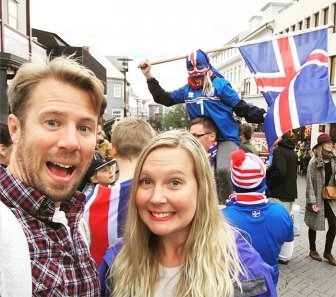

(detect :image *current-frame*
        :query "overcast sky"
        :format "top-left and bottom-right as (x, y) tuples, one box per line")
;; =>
(30, 0), (266, 101)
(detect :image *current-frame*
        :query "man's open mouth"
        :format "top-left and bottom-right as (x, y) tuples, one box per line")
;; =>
(46, 162), (75, 177)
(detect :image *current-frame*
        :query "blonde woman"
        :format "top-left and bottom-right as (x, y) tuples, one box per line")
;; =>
(101, 130), (276, 297)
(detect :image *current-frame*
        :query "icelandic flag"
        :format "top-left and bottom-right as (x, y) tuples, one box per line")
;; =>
(238, 26), (336, 149)
(83, 180), (131, 267)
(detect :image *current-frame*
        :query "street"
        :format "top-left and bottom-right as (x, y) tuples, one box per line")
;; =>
(277, 174), (336, 296)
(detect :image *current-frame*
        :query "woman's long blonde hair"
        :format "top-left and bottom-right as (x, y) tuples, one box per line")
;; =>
(109, 130), (244, 297)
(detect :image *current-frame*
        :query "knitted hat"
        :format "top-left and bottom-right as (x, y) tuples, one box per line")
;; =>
(230, 149), (267, 193)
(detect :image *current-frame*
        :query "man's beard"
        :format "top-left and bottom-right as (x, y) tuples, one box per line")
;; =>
(14, 135), (84, 203)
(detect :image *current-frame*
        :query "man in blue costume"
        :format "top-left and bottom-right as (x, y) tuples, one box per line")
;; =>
(139, 49), (266, 203)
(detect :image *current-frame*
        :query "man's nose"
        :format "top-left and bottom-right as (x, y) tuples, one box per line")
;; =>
(57, 126), (81, 151)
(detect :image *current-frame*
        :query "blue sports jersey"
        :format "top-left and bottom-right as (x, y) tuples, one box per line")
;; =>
(169, 77), (241, 144)
(222, 202), (294, 286)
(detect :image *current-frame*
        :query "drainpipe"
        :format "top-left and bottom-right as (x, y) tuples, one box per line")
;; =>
(0, 0), (4, 52)
(26, 0), (32, 58)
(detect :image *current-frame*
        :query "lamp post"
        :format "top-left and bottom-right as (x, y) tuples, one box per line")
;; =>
(135, 96), (141, 117)
(117, 57), (133, 117)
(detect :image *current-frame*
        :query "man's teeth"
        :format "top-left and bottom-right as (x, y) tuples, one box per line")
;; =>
(151, 212), (173, 218)
(52, 162), (72, 168)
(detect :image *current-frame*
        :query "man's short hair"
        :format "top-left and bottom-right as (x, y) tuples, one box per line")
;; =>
(111, 117), (155, 159)
(189, 117), (218, 136)
(239, 123), (253, 140)
(7, 55), (106, 124)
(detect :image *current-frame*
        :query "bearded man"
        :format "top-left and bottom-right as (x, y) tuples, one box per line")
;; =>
(1, 56), (106, 296)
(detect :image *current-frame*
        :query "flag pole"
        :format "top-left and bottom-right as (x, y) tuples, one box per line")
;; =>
(149, 45), (235, 66)
(146, 24), (334, 66)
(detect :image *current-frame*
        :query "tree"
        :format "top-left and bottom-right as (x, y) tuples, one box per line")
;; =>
(162, 104), (189, 130)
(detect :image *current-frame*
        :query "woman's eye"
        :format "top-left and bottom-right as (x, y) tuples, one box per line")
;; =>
(140, 178), (151, 186)
(170, 180), (181, 187)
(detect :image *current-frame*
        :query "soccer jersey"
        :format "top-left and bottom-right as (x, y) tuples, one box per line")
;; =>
(169, 77), (241, 144)
(83, 179), (132, 266)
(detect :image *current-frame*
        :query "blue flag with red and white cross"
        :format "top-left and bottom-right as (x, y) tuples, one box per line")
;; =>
(238, 26), (336, 149)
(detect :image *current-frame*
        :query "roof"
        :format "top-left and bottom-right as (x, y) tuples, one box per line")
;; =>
(85, 46), (124, 79)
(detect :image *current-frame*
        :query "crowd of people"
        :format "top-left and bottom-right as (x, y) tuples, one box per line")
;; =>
(0, 52), (336, 297)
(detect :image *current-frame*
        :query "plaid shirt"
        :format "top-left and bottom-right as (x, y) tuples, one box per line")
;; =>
(0, 166), (100, 296)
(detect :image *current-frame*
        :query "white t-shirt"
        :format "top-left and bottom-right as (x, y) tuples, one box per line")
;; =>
(52, 207), (73, 246)
(153, 265), (181, 297)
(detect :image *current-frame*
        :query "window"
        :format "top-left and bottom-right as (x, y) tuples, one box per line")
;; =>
(305, 17), (311, 29)
(298, 21), (303, 30)
(244, 78), (251, 95)
(8, 0), (18, 29)
(333, 4), (336, 33)
(324, 7), (329, 25)
(113, 84), (122, 98)
(314, 12), (319, 27)
(330, 56), (336, 86)
(291, 25), (296, 31)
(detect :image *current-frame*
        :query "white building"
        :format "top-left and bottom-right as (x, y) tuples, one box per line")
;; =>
(210, 0), (336, 148)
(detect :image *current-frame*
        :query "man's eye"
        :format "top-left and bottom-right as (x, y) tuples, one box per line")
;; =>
(47, 119), (58, 127)
(187, 64), (194, 71)
(79, 126), (90, 132)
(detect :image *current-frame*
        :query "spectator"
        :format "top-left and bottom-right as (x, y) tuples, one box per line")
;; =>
(267, 132), (298, 213)
(1, 56), (106, 295)
(96, 124), (113, 160)
(239, 123), (258, 154)
(138, 49), (266, 204)
(84, 117), (155, 269)
(222, 149), (294, 286)
(305, 133), (336, 266)
(102, 130), (276, 297)
(0, 123), (13, 167)
(189, 117), (218, 168)
(79, 157), (116, 200)
(301, 148), (312, 176)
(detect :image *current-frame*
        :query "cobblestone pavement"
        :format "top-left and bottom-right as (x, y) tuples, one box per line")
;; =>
(277, 174), (336, 297)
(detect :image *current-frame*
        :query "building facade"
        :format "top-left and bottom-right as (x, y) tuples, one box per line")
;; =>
(0, 0), (46, 122)
(211, 0), (336, 148)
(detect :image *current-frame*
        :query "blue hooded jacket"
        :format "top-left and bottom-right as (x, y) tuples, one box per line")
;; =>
(99, 233), (277, 296)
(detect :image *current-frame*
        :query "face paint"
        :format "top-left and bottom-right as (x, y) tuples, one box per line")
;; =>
(186, 50), (210, 77)
(187, 75), (205, 90)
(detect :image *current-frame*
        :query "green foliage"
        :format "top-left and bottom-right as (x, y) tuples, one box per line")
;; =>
(162, 104), (189, 130)
(148, 118), (163, 130)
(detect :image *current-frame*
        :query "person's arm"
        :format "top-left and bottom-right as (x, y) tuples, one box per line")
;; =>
(147, 78), (176, 106)
(268, 148), (286, 188)
(235, 234), (277, 297)
(279, 241), (294, 261)
(306, 158), (320, 212)
(233, 100), (266, 123)
(138, 60), (175, 107)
